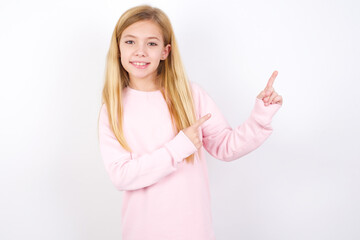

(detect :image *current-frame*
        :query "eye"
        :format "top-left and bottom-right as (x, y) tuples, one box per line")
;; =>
(148, 42), (158, 46)
(125, 40), (134, 44)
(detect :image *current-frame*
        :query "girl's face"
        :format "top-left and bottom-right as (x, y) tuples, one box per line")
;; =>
(119, 20), (171, 85)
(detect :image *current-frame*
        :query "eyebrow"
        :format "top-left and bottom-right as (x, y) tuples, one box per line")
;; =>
(122, 34), (161, 41)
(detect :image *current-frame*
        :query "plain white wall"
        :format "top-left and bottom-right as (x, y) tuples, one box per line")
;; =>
(1, 0), (359, 239)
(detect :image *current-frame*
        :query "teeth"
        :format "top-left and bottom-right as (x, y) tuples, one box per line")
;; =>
(133, 62), (148, 66)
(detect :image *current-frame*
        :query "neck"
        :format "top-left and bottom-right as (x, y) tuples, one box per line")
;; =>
(128, 76), (161, 91)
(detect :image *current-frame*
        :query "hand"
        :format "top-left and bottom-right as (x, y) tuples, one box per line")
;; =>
(257, 70), (283, 106)
(182, 113), (211, 150)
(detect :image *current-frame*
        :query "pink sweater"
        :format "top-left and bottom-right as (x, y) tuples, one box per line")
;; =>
(98, 82), (281, 240)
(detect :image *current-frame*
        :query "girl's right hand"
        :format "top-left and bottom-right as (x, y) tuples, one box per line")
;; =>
(256, 71), (283, 106)
(182, 113), (212, 150)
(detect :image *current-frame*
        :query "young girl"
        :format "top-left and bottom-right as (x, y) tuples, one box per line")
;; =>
(98, 4), (282, 240)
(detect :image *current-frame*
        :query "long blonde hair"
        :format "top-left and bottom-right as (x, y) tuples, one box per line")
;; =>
(98, 5), (198, 164)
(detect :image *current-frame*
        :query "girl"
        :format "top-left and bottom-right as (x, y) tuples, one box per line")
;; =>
(98, 4), (282, 240)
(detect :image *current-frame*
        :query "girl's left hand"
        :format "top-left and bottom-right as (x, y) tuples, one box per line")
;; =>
(257, 71), (283, 106)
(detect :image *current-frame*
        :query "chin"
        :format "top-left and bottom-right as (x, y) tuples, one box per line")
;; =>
(130, 72), (155, 80)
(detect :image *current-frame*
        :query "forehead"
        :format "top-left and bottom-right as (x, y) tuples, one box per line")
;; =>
(121, 20), (163, 40)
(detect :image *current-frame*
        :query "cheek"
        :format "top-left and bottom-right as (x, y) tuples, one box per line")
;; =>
(119, 52), (130, 71)
(119, 49), (129, 63)
(150, 50), (164, 61)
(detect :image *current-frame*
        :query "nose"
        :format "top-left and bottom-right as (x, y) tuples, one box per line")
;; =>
(135, 43), (147, 57)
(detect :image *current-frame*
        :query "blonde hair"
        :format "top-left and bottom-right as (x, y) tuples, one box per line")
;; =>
(98, 5), (198, 164)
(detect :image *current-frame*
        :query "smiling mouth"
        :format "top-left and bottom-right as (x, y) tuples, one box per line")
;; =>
(130, 61), (150, 65)
(130, 61), (150, 69)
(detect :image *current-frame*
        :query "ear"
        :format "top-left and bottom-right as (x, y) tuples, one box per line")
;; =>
(161, 44), (171, 60)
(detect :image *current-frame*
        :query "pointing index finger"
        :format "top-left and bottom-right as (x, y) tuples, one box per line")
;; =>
(194, 113), (211, 128)
(265, 70), (278, 89)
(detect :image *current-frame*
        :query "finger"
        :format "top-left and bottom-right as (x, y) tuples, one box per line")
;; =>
(194, 137), (203, 148)
(267, 91), (278, 105)
(263, 87), (274, 102)
(265, 87), (274, 96)
(265, 71), (278, 90)
(195, 142), (203, 149)
(193, 113), (211, 128)
(272, 95), (283, 105)
(257, 90), (266, 99)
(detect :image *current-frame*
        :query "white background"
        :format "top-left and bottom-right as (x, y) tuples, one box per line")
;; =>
(1, 0), (359, 239)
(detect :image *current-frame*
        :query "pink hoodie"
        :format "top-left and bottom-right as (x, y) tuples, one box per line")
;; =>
(98, 82), (281, 240)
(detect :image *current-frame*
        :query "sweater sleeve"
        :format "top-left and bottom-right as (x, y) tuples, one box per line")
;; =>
(98, 104), (197, 191)
(191, 82), (282, 162)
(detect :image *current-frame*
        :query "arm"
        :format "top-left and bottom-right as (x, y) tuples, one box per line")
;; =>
(192, 82), (281, 162)
(98, 104), (197, 191)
